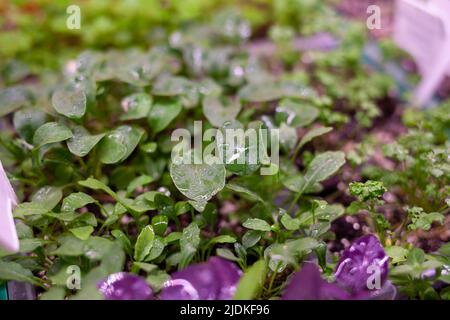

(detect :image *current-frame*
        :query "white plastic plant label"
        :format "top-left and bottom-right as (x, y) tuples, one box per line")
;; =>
(393, 0), (450, 106)
(0, 160), (19, 253)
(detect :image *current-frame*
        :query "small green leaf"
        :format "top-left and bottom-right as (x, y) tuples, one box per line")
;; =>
(145, 237), (166, 261)
(243, 218), (271, 232)
(210, 235), (236, 244)
(180, 223), (200, 252)
(238, 82), (283, 102)
(67, 126), (105, 157)
(297, 126), (332, 150)
(111, 229), (133, 255)
(279, 123), (297, 150)
(0, 260), (41, 285)
(33, 122), (73, 148)
(126, 175), (154, 196)
(78, 177), (116, 198)
(148, 99), (182, 133)
(233, 260), (266, 300)
(300, 151), (346, 194)
(216, 248), (241, 262)
(140, 142), (157, 153)
(70, 226), (94, 240)
(203, 95), (241, 127)
(170, 158), (226, 207)
(19, 238), (49, 253)
(280, 212), (300, 230)
(98, 125), (144, 164)
(52, 87), (87, 119)
(13, 108), (48, 143)
(242, 230), (262, 248)
(0, 86), (29, 117)
(120, 93), (152, 121)
(386, 246), (409, 264)
(407, 248), (425, 266)
(226, 183), (264, 203)
(61, 192), (96, 212)
(134, 225), (155, 262)
(32, 186), (63, 211)
(133, 262), (157, 273)
(152, 215), (169, 236)
(276, 99), (319, 128)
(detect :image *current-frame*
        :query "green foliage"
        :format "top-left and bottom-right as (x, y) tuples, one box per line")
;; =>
(0, 3), (448, 301)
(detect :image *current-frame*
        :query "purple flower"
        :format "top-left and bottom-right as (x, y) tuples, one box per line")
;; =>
(0, 161), (19, 253)
(97, 272), (153, 300)
(160, 257), (242, 300)
(282, 234), (396, 300)
(282, 263), (349, 300)
(334, 234), (389, 295)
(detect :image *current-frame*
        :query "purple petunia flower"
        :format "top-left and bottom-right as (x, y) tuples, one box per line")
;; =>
(160, 257), (242, 300)
(334, 234), (389, 295)
(97, 272), (154, 300)
(282, 234), (396, 300)
(282, 262), (349, 300)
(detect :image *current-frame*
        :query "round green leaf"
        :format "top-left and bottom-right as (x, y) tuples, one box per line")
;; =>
(33, 122), (73, 148)
(13, 108), (48, 143)
(67, 126), (105, 157)
(98, 126), (144, 164)
(148, 99), (182, 133)
(120, 93), (152, 121)
(170, 159), (226, 205)
(52, 87), (87, 119)
(203, 95), (241, 127)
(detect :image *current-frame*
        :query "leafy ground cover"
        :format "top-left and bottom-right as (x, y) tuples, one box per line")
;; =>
(0, 1), (449, 300)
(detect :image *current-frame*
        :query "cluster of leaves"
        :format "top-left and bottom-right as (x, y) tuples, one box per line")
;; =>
(0, 6), (449, 301)
(0, 0), (339, 72)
